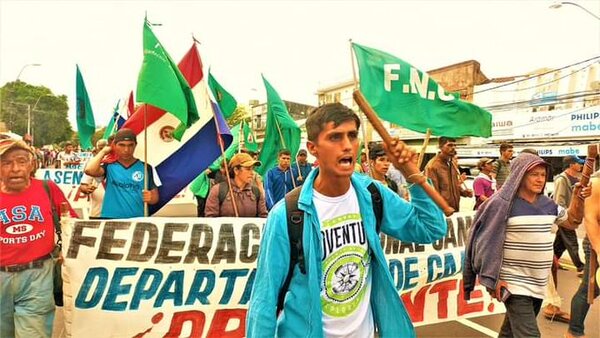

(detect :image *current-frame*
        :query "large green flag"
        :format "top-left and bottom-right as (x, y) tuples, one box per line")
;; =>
(256, 76), (301, 175)
(189, 121), (257, 197)
(352, 43), (492, 138)
(75, 65), (96, 150)
(136, 20), (198, 140)
(208, 70), (237, 119)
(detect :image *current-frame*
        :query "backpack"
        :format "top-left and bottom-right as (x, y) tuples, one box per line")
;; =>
(217, 182), (261, 216)
(276, 182), (383, 314)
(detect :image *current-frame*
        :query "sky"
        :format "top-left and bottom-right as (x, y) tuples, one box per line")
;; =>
(1, 0), (599, 130)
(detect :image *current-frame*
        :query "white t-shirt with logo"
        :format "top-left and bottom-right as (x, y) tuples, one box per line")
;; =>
(313, 185), (374, 338)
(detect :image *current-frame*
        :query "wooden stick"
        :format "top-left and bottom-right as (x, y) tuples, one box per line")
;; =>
(211, 99), (239, 217)
(353, 90), (455, 216)
(143, 104), (148, 217)
(417, 128), (431, 170)
(567, 144), (597, 225)
(587, 144), (599, 304)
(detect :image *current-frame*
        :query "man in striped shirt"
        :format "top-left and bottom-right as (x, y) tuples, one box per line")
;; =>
(464, 152), (590, 338)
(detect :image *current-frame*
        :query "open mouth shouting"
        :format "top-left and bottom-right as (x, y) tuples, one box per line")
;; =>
(339, 155), (355, 169)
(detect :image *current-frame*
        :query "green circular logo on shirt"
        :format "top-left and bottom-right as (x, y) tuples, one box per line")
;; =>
(321, 246), (369, 317)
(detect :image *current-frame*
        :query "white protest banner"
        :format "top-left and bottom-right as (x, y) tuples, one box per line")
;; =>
(36, 169), (90, 213)
(60, 212), (502, 337)
(382, 212), (505, 325)
(36, 169), (198, 217)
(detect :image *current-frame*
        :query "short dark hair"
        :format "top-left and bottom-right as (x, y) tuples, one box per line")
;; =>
(278, 149), (291, 157)
(499, 142), (513, 153)
(438, 137), (456, 148)
(368, 143), (386, 160)
(305, 103), (360, 142)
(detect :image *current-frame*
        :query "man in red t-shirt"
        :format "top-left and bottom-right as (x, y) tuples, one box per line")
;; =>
(0, 139), (76, 338)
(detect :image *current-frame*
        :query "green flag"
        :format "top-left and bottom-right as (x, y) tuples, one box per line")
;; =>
(136, 20), (198, 140)
(239, 120), (258, 153)
(75, 65), (96, 150)
(352, 43), (492, 138)
(103, 101), (120, 140)
(256, 76), (301, 175)
(208, 70), (237, 119)
(189, 122), (256, 197)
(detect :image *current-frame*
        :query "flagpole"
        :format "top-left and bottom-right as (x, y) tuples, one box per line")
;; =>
(417, 128), (432, 170)
(353, 89), (455, 216)
(349, 39), (372, 177)
(211, 99), (239, 217)
(238, 121), (244, 153)
(274, 119), (296, 189)
(143, 104), (148, 217)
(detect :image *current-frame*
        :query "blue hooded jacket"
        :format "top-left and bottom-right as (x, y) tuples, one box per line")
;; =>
(247, 169), (447, 337)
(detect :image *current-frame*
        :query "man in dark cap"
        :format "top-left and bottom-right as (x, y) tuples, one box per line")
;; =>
(291, 149), (313, 186)
(84, 129), (160, 218)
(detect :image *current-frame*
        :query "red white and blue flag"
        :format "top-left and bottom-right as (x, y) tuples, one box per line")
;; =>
(122, 43), (232, 214)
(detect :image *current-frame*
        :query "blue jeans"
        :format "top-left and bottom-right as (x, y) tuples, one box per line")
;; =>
(568, 238), (599, 337)
(498, 295), (543, 338)
(0, 258), (55, 338)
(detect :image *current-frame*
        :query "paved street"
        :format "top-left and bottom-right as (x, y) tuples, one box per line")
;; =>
(416, 267), (599, 338)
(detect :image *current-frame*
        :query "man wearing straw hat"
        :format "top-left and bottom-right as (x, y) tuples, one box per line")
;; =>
(84, 128), (160, 218)
(0, 139), (76, 338)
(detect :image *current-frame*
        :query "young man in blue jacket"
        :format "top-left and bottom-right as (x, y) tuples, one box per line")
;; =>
(247, 103), (447, 337)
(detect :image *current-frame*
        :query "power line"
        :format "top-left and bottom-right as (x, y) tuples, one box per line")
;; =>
(483, 90), (599, 110)
(471, 55), (600, 95)
(493, 62), (598, 92)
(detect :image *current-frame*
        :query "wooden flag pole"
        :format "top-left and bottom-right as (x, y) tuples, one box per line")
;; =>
(585, 144), (599, 304)
(417, 128), (432, 170)
(143, 104), (148, 217)
(274, 118), (297, 189)
(210, 91), (239, 217)
(350, 39), (372, 177)
(353, 90), (455, 216)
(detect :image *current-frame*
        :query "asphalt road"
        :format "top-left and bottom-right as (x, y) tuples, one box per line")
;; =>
(415, 267), (599, 338)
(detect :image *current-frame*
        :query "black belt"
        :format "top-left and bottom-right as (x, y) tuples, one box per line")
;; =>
(0, 254), (52, 273)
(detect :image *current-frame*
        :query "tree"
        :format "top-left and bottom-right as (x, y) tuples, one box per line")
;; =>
(226, 104), (251, 127)
(0, 81), (73, 147)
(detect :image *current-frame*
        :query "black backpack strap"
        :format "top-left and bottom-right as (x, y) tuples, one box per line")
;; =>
(367, 182), (383, 233)
(277, 186), (304, 315)
(43, 180), (62, 251)
(251, 185), (261, 216)
(217, 182), (228, 206)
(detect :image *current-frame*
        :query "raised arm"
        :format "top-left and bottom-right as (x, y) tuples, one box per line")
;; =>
(84, 146), (111, 177)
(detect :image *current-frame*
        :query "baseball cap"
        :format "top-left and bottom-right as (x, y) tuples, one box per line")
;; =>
(297, 149), (307, 156)
(229, 153), (261, 168)
(368, 143), (386, 160)
(0, 138), (35, 157)
(477, 157), (494, 169)
(114, 128), (137, 144)
(563, 155), (585, 166)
